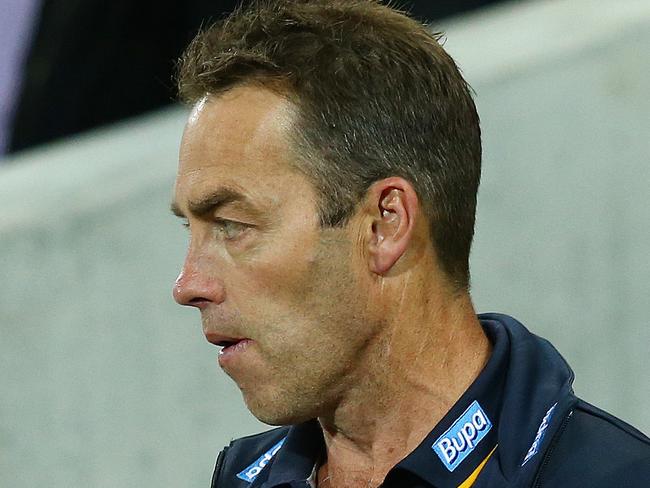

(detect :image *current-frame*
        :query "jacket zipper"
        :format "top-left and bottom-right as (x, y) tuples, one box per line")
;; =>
(531, 410), (573, 488)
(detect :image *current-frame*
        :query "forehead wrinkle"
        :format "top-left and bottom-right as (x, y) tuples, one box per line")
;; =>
(175, 87), (308, 222)
(174, 182), (279, 224)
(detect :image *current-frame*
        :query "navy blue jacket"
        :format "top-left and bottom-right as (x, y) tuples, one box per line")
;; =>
(210, 314), (650, 487)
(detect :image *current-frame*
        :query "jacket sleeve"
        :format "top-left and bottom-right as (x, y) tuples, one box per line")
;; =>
(534, 401), (650, 487)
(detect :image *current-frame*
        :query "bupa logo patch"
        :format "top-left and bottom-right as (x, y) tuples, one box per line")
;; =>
(236, 437), (286, 483)
(521, 403), (557, 466)
(432, 400), (492, 472)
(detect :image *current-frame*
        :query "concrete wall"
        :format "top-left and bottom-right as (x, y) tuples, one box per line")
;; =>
(442, 0), (650, 431)
(1, 0), (648, 486)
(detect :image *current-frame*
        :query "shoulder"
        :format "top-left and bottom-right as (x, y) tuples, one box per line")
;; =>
(211, 426), (290, 488)
(536, 399), (650, 487)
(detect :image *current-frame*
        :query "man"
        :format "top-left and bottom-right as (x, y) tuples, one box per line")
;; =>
(171, 1), (650, 487)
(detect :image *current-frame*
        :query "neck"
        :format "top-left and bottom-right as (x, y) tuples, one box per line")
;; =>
(316, 280), (491, 488)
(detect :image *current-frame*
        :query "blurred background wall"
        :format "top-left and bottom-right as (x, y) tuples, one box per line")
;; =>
(1, 0), (504, 157)
(1, 0), (648, 486)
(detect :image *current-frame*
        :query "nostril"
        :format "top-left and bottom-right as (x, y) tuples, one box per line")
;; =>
(189, 296), (211, 307)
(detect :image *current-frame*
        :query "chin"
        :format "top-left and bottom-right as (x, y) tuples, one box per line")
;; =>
(242, 390), (320, 426)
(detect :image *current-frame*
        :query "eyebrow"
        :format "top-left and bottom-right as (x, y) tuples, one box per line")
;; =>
(170, 187), (251, 219)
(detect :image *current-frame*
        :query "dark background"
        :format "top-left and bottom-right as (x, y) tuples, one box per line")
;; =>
(8, 0), (507, 154)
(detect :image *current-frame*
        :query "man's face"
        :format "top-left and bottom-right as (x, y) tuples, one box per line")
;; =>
(173, 86), (377, 425)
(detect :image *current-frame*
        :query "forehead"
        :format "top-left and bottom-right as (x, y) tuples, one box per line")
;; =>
(175, 86), (302, 208)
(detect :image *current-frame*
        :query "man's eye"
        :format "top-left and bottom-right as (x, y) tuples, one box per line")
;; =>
(213, 219), (248, 240)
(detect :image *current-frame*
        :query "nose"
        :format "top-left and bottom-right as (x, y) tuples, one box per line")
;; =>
(173, 255), (226, 308)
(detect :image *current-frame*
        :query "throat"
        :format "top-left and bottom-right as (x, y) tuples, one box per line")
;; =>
(314, 310), (491, 488)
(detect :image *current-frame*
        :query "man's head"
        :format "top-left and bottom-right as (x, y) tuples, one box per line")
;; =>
(177, 0), (481, 291)
(172, 0), (481, 425)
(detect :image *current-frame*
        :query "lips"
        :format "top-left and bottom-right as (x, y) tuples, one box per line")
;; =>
(204, 332), (247, 349)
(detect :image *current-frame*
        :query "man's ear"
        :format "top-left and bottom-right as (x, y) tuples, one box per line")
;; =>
(366, 177), (420, 275)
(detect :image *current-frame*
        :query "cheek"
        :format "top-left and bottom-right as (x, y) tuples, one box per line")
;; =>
(229, 225), (367, 355)
(238, 230), (323, 308)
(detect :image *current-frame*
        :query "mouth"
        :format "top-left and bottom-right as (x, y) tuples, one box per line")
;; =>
(204, 333), (252, 359)
(205, 332), (245, 347)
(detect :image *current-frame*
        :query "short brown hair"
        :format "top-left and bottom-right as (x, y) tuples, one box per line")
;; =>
(177, 0), (481, 290)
